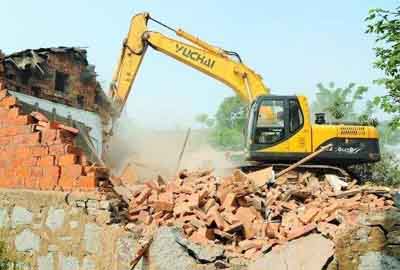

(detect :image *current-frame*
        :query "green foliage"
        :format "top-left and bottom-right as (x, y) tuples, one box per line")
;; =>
(369, 152), (400, 187)
(366, 7), (400, 127)
(195, 96), (246, 150)
(312, 82), (369, 121)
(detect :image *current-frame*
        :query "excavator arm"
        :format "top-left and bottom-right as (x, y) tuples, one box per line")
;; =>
(109, 12), (269, 116)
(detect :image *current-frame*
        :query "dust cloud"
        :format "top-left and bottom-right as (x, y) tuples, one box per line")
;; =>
(104, 117), (236, 183)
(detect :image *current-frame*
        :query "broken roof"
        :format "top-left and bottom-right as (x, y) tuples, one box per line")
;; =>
(3, 47), (89, 70)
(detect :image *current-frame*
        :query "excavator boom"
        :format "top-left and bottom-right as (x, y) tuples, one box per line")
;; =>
(109, 13), (269, 115)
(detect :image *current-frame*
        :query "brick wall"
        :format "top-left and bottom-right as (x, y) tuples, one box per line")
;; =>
(1, 48), (112, 119)
(0, 84), (111, 191)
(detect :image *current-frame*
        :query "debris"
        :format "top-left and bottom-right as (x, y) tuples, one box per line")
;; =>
(175, 231), (224, 263)
(275, 144), (333, 183)
(124, 166), (395, 260)
(130, 236), (153, 269)
(325, 174), (348, 193)
(247, 167), (274, 188)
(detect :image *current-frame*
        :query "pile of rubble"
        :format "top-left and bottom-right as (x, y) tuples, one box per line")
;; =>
(0, 84), (112, 192)
(125, 167), (396, 260)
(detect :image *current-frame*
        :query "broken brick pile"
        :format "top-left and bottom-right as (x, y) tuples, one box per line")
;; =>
(0, 83), (111, 191)
(126, 168), (396, 260)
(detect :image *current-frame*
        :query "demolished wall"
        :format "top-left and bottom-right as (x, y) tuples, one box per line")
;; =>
(0, 47), (113, 160)
(0, 86), (111, 191)
(0, 47), (111, 117)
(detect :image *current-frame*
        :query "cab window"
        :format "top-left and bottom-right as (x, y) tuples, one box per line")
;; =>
(255, 100), (285, 144)
(289, 100), (303, 132)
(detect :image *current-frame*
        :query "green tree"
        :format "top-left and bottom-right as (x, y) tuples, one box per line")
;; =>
(366, 7), (400, 127)
(195, 96), (246, 150)
(312, 82), (368, 121)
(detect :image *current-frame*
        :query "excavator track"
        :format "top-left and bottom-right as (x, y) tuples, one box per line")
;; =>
(239, 163), (351, 180)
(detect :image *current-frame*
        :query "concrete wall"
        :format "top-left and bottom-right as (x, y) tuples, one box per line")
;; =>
(0, 188), (139, 270)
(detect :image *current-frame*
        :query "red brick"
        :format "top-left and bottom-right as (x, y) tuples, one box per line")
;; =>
(287, 223), (317, 241)
(31, 145), (48, 156)
(299, 207), (320, 224)
(0, 108), (8, 118)
(24, 177), (39, 189)
(15, 147), (31, 159)
(43, 166), (60, 179)
(4, 145), (16, 157)
(9, 159), (21, 169)
(7, 107), (20, 119)
(6, 127), (18, 136)
(0, 96), (17, 108)
(209, 210), (226, 230)
(38, 156), (55, 166)
(21, 157), (37, 167)
(222, 193), (236, 209)
(30, 167), (44, 178)
(236, 207), (257, 223)
(190, 227), (215, 244)
(239, 239), (266, 251)
(16, 167), (30, 178)
(0, 178), (12, 188)
(59, 177), (75, 191)
(0, 136), (10, 145)
(80, 155), (89, 166)
(13, 133), (40, 145)
(266, 223), (281, 239)
(0, 128), (7, 137)
(15, 115), (33, 126)
(58, 124), (79, 135)
(48, 144), (66, 155)
(58, 154), (77, 165)
(41, 129), (57, 144)
(30, 111), (48, 122)
(61, 165), (82, 180)
(39, 177), (57, 190)
(37, 121), (52, 128)
(9, 176), (24, 188)
(152, 200), (174, 212)
(77, 175), (97, 190)
(0, 89), (7, 99)
(224, 222), (244, 234)
(136, 188), (152, 204)
(64, 144), (81, 155)
(15, 125), (33, 135)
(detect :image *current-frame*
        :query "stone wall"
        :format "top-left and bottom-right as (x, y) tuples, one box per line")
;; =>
(0, 188), (140, 270)
(333, 209), (400, 270)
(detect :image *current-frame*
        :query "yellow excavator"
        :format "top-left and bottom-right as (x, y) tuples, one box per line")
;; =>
(109, 12), (380, 171)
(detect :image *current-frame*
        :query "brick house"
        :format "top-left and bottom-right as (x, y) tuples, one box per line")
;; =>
(0, 47), (112, 161)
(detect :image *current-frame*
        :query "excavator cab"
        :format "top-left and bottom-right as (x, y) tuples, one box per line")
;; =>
(246, 95), (303, 149)
(246, 95), (381, 165)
